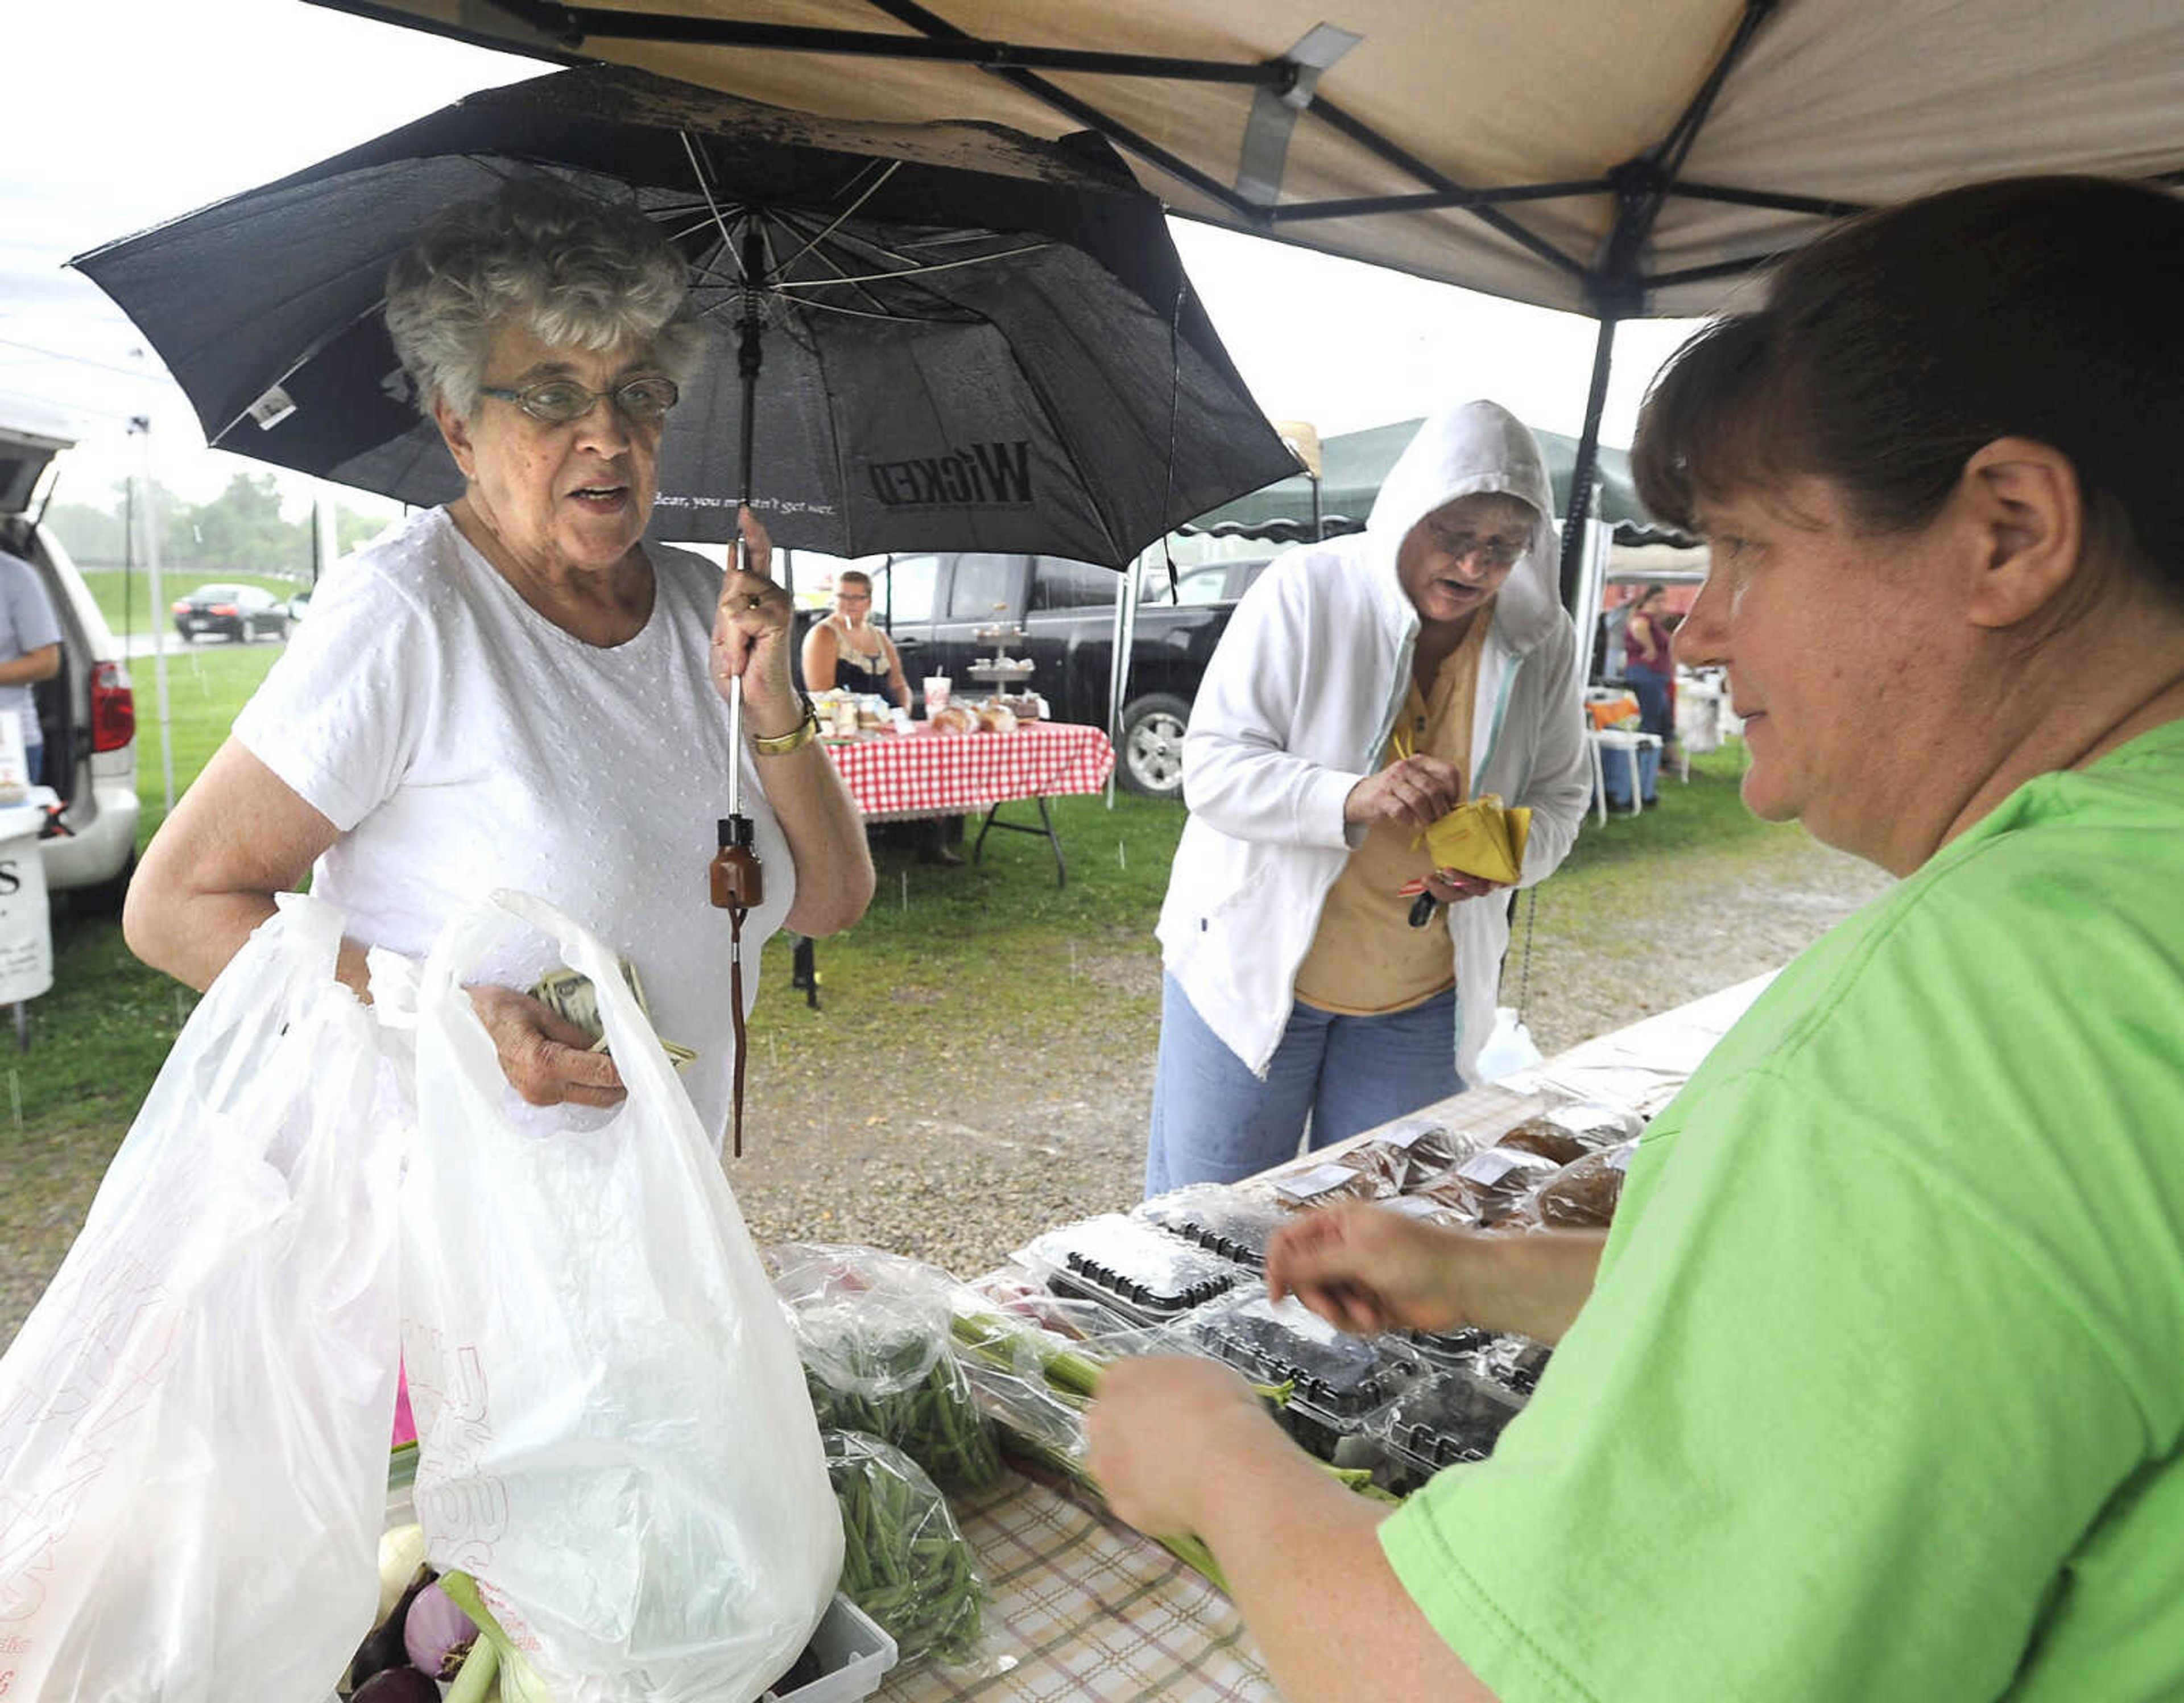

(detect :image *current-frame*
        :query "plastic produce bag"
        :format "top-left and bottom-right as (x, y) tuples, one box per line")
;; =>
(400, 891), (839, 1703)
(824, 1431), (986, 1668)
(0, 894), (402, 1701)
(770, 1244), (1002, 1493)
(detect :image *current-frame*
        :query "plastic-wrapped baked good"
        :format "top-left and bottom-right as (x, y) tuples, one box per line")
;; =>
(1536, 1099), (1643, 1147)
(1137, 1183), (1294, 1268)
(1267, 1158), (1400, 1209)
(1327, 1140), (1412, 1193)
(1410, 1146), (1561, 1223)
(1494, 1119), (1590, 1167)
(1022, 1213), (1246, 1322)
(1381, 1194), (1470, 1229)
(1528, 1138), (1639, 1228)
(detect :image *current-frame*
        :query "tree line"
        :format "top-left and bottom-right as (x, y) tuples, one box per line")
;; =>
(43, 470), (394, 580)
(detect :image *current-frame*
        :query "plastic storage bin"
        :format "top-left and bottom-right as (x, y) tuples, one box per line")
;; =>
(766, 1593), (900, 1703)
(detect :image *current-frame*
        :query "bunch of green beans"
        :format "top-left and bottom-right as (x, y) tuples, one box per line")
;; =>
(825, 1431), (986, 1666)
(804, 1320), (1003, 1493)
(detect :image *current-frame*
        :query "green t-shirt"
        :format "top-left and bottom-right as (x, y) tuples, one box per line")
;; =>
(1381, 719), (2184, 1701)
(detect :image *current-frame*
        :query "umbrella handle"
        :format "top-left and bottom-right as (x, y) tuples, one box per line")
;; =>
(724, 530), (758, 819)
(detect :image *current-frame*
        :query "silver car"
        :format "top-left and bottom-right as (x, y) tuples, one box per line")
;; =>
(1, 410), (142, 914)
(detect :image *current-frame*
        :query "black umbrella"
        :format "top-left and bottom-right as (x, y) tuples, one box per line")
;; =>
(72, 63), (1297, 564)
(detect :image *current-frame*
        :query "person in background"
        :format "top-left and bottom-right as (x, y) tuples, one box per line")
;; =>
(1089, 174), (2184, 1702)
(125, 176), (873, 1143)
(0, 547), (63, 786)
(805, 567), (965, 865)
(801, 568), (910, 709)
(1620, 580), (1676, 786)
(1143, 400), (1592, 1195)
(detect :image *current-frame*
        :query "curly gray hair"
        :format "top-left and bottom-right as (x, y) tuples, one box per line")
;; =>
(384, 176), (704, 422)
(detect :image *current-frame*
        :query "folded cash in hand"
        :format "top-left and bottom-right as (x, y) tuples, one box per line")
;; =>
(529, 958), (698, 1070)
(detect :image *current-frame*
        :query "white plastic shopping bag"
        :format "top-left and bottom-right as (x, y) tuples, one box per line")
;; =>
(402, 891), (840, 1703)
(0, 893), (403, 1701)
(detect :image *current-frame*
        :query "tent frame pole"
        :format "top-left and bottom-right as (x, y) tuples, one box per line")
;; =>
(1558, 313), (1619, 614)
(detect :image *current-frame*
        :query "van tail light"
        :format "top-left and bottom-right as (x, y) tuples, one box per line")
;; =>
(90, 660), (136, 753)
(208, 603), (240, 618)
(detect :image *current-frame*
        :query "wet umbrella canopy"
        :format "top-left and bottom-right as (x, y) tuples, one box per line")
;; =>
(73, 63), (1297, 563)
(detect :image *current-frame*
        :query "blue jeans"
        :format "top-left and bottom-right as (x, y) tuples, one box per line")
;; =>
(1624, 662), (1673, 745)
(1145, 973), (1463, 1195)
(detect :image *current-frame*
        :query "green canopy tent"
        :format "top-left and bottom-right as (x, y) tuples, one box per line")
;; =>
(1180, 417), (1680, 547)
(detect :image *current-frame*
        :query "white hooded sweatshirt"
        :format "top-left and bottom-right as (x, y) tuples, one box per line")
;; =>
(1156, 399), (1593, 1084)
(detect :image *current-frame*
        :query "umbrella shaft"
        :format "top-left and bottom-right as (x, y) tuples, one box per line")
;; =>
(737, 228), (765, 507)
(727, 669), (743, 817)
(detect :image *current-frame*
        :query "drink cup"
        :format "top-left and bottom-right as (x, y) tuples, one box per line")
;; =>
(923, 676), (953, 716)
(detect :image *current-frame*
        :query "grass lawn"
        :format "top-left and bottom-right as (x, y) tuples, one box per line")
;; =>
(128, 643), (284, 836)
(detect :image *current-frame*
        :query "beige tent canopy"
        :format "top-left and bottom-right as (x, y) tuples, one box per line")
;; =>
(296, 0), (2184, 593)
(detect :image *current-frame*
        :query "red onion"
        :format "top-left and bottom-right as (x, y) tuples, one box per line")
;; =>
(351, 1670), (439, 1703)
(402, 1578), (478, 1680)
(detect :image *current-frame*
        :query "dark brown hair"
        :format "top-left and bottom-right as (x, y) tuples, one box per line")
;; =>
(1633, 176), (2184, 598)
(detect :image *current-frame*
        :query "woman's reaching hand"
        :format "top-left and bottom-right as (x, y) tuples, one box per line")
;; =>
(1264, 1202), (1477, 1335)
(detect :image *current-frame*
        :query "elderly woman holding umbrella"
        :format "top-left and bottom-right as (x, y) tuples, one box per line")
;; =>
(125, 177), (872, 1143)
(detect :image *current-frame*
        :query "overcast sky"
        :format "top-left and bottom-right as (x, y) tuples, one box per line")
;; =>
(7, 0), (1702, 514)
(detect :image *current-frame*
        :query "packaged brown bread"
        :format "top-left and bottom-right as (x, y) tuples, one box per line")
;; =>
(1528, 1138), (1640, 1229)
(1494, 1119), (1590, 1167)
(1410, 1146), (1561, 1225)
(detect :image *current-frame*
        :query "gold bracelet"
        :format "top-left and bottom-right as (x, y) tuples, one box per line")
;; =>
(751, 697), (820, 757)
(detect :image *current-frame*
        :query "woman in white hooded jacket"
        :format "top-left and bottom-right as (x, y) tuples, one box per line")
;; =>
(1147, 400), (1592, 1193)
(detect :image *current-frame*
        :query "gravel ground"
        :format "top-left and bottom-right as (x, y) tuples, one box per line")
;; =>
(727, 832), (1892, 1280)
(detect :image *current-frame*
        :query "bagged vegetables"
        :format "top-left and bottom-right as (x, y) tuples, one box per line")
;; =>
(772, 1243), (1004, 1493)
(825, 1431), (987, 1667)
(403, 891), (838, 1703)
(0, 894), (404, 1701)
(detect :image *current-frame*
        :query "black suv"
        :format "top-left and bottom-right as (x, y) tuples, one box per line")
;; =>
(848, 552), (1267, 796)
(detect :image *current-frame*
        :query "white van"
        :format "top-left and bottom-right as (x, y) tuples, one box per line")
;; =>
(0, 410), (141, 913)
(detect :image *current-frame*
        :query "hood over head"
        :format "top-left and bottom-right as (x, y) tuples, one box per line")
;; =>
(1364, 399), (1564, 651)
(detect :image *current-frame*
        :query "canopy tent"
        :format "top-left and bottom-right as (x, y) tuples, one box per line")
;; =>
(293, 0), (2184, 605)
(1184, 416), (1678, 548)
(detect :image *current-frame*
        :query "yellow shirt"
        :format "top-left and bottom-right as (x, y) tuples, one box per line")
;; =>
(1293, 612), (1490, 1015)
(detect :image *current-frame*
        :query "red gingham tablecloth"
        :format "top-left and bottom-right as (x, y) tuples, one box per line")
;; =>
(826, 721), (1116, 821)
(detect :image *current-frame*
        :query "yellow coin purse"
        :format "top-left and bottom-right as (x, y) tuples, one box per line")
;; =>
(1413, 794), (1531, 885)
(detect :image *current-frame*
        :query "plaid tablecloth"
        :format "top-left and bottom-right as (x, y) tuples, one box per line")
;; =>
(878, 1471), (1275, 1703)
(826, 722), (1115, 822)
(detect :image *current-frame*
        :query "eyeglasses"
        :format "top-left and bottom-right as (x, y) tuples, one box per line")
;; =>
(1423, 523), (1529, 570)
(478, 375), (680, 425)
